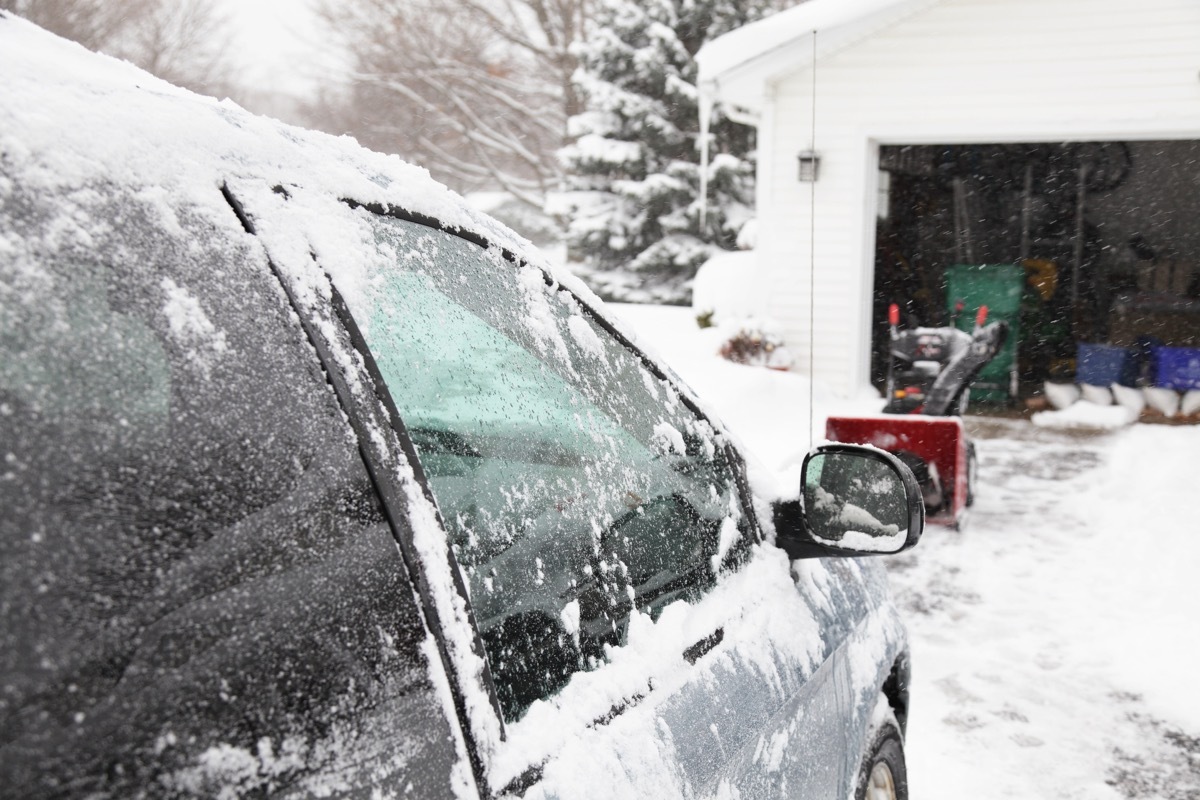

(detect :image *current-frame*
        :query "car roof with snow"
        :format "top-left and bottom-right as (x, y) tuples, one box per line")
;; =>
(0, 12), (585, 311)
(20, 12), (765, 443)
(1, 12), (762, 462)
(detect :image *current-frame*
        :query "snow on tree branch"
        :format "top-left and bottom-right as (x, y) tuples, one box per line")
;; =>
(559, 0), (789, 305)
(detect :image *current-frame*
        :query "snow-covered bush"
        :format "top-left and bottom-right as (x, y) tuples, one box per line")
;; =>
(717, 318), (792, 370)
(691, 249), (763, 324)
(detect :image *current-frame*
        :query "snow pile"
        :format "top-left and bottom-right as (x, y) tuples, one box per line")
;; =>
(1043, 381), (1080, 409)
(1079, 383), (1113, 405)
(1185, 389), (1200, 416)
(1144, 386), (1181, 416)
(1148, 387), (1200, 417)
(691, 250), (765, 322)
(1110, 383), (1145, 416)
(1042, 380), (1200, 425)
(1032, 400), (1136, 430)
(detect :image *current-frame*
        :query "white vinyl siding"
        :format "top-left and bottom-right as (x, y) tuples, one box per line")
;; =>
(753, 0), (1200, 396)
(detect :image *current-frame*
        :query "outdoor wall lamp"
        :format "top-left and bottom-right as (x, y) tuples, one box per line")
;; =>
(797, 150), (820, 182)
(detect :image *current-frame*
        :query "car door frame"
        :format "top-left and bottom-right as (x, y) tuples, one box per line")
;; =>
(365, 198), (806, 795)
(333, 197), (778, 796)
(223, 182), (774, 797)
(223, 183), (519, 795)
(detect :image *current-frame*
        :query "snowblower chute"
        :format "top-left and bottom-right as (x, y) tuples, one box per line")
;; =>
(826, 304), (1008, 529)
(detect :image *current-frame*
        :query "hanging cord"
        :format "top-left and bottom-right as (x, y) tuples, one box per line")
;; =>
(808, 29), (817, 447)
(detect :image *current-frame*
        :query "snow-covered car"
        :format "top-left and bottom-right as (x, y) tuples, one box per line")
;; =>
(0, 15), (923, 800)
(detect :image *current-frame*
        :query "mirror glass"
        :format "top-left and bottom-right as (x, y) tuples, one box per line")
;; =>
(803, 453), (909, 552)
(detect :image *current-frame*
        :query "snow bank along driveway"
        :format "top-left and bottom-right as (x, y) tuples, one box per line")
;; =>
(893, 418), (1200, 799)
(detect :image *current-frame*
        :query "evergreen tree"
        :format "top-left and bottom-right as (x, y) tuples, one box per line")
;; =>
(559, 0), (785, 304)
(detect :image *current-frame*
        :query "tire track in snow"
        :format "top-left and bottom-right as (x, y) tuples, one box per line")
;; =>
(886, 417), (1200, 798)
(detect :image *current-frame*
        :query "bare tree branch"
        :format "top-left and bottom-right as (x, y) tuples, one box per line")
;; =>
(2, 0), (233, 95)
(308, 0), (586, 208)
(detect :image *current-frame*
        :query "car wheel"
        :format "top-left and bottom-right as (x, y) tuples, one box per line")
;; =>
(855, 707), (908, 800)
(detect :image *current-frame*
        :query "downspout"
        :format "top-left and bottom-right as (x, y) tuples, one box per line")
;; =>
(698, 77), (761, 228)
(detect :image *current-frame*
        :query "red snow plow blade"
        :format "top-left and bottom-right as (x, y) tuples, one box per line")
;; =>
(825, 415), (970, 528)
(824, 302), (1005, 530)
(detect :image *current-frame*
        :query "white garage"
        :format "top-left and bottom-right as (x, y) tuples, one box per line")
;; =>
(697, 0), (1200, 399)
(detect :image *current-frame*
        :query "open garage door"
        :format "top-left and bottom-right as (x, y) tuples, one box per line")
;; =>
(872, 140), (1200, 402)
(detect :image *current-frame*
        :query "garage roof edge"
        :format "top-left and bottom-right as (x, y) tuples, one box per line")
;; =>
(697, 0), (938, 112)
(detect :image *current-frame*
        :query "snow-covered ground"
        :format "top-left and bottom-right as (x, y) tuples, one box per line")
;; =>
(610, 303), (1200, 799)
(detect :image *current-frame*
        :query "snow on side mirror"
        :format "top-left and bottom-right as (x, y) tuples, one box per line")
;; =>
(774, 445), (924, 559)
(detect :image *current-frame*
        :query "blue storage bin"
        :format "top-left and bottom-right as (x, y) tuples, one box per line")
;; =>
(1077, 343), (1135, 387)
(1154, 347), (1200, 391)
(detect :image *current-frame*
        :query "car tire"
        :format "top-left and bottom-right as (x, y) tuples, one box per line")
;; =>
(855, 705), (908, 800)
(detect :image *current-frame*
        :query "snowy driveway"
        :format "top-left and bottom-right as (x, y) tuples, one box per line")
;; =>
(608, 304), (1200, 799)
(896, 418), (1200, 799)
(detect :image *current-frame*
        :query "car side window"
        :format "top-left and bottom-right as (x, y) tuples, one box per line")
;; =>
(0, 186), (459, 797)
(344, 211), (753, 723)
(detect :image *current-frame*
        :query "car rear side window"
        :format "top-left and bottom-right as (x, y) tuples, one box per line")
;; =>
(343, 211), (752, 723)
(0, 186), (458, 797)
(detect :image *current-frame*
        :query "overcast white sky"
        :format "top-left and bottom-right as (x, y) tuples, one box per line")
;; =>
(217, 0), (331, 97)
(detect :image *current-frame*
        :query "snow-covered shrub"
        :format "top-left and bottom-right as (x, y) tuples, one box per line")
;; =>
(717, 318), (792, 370)
(691, 249), (763, 324)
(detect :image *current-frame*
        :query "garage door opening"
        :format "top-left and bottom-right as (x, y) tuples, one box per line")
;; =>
(872, 140), (1200, 402)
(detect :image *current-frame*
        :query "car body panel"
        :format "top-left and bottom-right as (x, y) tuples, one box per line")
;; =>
(0, 15), (913, 800)
(0, 168), (465, 798)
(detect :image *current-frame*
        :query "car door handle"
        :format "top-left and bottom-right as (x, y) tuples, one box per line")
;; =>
(683, 627), (724, 664)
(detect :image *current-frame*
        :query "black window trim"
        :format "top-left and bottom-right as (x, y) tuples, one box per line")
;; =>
(221, 184), (495, 795)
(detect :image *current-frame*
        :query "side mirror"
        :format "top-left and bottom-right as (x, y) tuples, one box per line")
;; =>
(774, 444), (924, 559)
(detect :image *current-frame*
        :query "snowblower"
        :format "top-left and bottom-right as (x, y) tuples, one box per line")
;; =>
(825, 303), (1008, 530)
